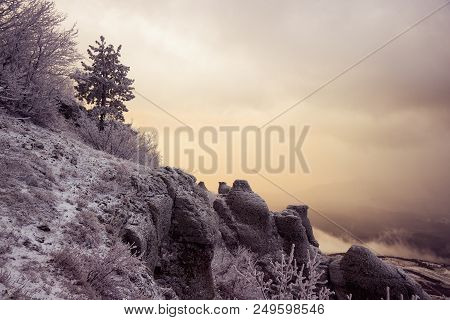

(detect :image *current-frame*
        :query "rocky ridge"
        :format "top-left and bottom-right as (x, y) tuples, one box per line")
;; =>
(0, 114), (446, 299)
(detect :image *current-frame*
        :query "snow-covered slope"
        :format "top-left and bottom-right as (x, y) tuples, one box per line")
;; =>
(0, 113), (217, 299)
(0, 113), (155, 298)
(1, 112), (447, 300)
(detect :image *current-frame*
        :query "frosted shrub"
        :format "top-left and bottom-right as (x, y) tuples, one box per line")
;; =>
(0, 0), (79, 126)
(77, 115), (159, 167)
(265, 245), (333, 300)
(212, 246), (266, 299)
(213, 245), (333, 300)
(53, 242), (161, 299)
(63, 211), (103, 249)
(0, 268), (31, 299)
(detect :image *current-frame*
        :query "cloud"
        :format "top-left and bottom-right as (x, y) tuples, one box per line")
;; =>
(55, 0), (450, 262)
(314, 228), (450, 264)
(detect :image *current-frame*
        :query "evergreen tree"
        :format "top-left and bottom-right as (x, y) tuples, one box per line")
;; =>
(74, 36), (134, 130)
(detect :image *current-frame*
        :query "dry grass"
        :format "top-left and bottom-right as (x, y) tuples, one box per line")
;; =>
(0, 111), (164, 299)
(63, 211), (103, 249)
(0, 268), (32, 300)
(77, 115), (160, 168)
(52, 241), (160, 299)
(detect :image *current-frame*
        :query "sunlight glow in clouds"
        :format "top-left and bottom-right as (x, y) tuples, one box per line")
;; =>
(55, 0), (450, 259)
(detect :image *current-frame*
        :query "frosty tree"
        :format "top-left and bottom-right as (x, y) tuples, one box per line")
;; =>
(74, 36), (134, 130)
(0, 0), (78, 123)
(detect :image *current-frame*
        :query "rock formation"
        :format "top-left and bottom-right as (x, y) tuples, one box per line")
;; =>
(214, 180), (282, 256)
(0, 103), (439, 300)
(273, 211), (309, 266)
(198, 181), (207, 190)
(286, 205), (319, 247)
(114, 167), (218, 299)
(218, 181), (231, 195)
(329, 245), (430, 300)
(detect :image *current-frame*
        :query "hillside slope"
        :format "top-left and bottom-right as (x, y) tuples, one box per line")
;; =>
(0, 112), (447, 300)
(0, 113), (216, 299)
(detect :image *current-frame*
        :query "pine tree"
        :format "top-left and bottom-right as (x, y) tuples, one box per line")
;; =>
(74, 36), (134, 130)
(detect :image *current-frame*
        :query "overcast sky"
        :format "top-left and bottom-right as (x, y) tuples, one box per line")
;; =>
(55, 0), (450, 260)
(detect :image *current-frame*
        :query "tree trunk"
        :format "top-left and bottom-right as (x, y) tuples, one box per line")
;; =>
(99, 87), (106, 131)
(99, 113), (105, 131)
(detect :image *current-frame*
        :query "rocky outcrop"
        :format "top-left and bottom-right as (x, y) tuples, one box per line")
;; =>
(99, 171), (442, 300)
(286, 205), (319, 247)
(273, 212), (309, 266)
(218, 182), (230, 195)
(159, 194), (216, 299)
(329, 245), (430, 300)
(198, 181), (207, 190)
(0, 113), (438, 300)
(213, 180), (282, 256)
(98, 167), (218, 299)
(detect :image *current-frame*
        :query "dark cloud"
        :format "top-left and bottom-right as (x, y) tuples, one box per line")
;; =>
(308, 203), (450, 262)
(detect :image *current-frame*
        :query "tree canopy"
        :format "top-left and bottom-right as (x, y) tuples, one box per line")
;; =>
(74, 36), (134, 130)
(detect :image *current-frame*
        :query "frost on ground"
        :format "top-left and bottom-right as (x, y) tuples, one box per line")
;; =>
(0, 113), (161, 299)
(0, 112), (446, 300)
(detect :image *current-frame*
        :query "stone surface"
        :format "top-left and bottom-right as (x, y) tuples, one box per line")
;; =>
(1, 112), (438, 300)
(286, 205), (319, 247)
(330, 245), (430, 300)
(198, 181), (207, 190)
(273, 213), (309, 266)
(226, 180), (270, 226)
(212, 180), (282, 256)
(218, 181), (231, 195)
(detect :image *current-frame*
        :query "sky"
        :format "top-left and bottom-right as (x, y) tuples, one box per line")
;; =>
(55, 0), (450, 262)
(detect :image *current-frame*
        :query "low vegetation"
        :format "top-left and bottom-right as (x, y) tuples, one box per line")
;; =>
(0, 0), (159, 166)
(212, 245), (333, 300)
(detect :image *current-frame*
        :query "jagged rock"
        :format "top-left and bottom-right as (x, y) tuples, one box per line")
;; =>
(218, 181), (231, 195)
(286, 205), (319, 247)
(97, 166), (217, 299)
(213, 197), (235, 224)
(330, 245), (430, 300)
(198, 181), (207, 190)
(273, 213), (309, 266)
(212, 197), (239, 251)
(171, 196), (215, 245)
(194, 183), (211, 204)
(2, 112), (438, 300)
(226, 180), (270, 225)
(33, 142), (45, 149)
(161, 194), (216, 299)
(146, 195), (173, 243)
(37, 225), (50, 232)
(211, 180), (282, 256)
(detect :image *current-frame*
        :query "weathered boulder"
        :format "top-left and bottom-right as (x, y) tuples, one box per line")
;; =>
(286, 205), (319, 247)
(218, 181), (231, 194)
(160, 194), (216, 299)
(170, 196), (215, 245)
(212, 180), (282, 256)
(100, 166), (217, 299)
(198, 181), (207, 190)
(273, 212), (309, 266)
(226, 180), (270, 226)
(111, 169), (174, 272)
(330, 245), (430, 300)
(213, 197), (240, 251)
